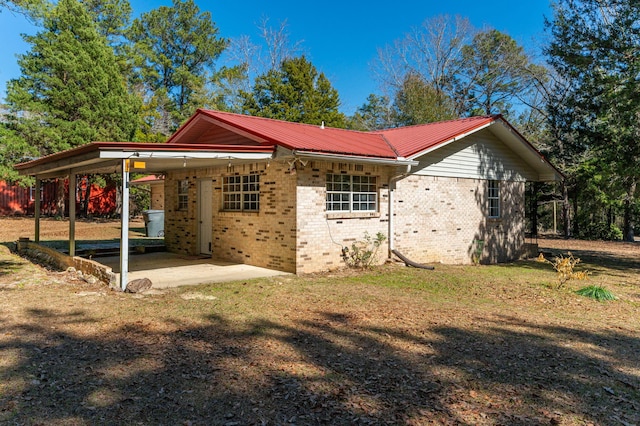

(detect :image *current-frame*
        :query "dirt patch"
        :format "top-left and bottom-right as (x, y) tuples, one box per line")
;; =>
(0, 220), (639, 425)
(0, 217), (145, 243)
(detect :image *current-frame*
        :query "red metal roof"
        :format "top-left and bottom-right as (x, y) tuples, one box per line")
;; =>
(16, 110), (561, 181)
(169, 109), (501, 160)
(377, 115), (498, 158)
(170, 109), (398, 158)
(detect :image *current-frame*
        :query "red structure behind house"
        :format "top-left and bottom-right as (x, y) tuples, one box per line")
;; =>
(0, 178), (116, 216)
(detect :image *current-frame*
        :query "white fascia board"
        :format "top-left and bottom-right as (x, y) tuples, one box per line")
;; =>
(292, 150), (418, 166)
(98, 150), (273, 161)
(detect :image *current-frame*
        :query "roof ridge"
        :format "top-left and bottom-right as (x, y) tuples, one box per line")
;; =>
(199, 109), (371, 135)
(376, 114), (499, 133)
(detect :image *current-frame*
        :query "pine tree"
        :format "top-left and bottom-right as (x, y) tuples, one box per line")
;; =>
(241, 56), (346, 128)
(348, 94), (394, 131)
(545, 0), (640, 241)
(393, 73), (457, 125)
(127, 0), (227, 135)
(456, 29), (543, 117)
(0, 122), (36, 183)
(5, 0), (139, 156)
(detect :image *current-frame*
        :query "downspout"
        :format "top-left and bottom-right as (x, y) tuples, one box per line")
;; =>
(388, 164), (412, 259)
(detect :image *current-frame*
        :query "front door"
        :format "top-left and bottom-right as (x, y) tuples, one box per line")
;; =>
(198, 179), (213, 254)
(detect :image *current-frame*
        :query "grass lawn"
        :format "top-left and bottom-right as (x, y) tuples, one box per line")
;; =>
(0, 241), (639, 425)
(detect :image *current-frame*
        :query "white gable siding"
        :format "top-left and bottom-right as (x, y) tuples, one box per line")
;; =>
(412, 129), (538, 182)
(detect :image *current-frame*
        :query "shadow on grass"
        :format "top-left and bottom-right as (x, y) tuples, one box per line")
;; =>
(1, 306), (638, 425)
(0, 260), (23, 277)
(499, 250), (639, 283)
(537, 242), (640, 276)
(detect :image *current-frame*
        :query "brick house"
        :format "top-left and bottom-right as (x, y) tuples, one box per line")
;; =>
(158, 110), (561, 273)
(16, 109), (561, 281)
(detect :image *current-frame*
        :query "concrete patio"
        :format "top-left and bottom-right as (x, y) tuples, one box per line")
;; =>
(98, 252), (290, 289)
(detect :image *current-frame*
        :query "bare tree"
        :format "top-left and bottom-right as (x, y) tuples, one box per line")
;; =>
(372, 15), (476, 100)
(227, 17), (305, 80)
(220, 17), (305, 112)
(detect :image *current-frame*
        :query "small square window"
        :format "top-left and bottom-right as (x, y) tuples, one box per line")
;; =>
(223, 174), (260, 211)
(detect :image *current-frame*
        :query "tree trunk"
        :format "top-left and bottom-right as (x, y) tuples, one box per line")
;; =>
(572, 189), (579, 237)
(115, 184), (122, 216)
(562, 182), (572, 237)
(55, 178), (66, 218)
(82, 176), (91, 217)
(623, 181), (636, 242)
(529, 182), (539, 236)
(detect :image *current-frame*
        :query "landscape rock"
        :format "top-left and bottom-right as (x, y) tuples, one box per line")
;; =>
(125, 278), (153, 293)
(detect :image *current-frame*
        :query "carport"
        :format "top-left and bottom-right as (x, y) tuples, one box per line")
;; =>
(15, 142), (276, 290)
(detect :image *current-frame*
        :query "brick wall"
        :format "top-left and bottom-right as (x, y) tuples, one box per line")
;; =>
(164, 163), (526, 274)
(164, 170), (198, 255)
(150, 182), (164, 210)
(393, 175), (525, 264)
(164, 162), (298, 272)
(212, 162), (297, 272)
(295, 161), (393, 274)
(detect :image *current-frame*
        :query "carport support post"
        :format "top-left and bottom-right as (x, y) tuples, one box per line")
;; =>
(69, 172), (76, 256)
(34, 177), (41, 243)
(120, 159), (130, 291)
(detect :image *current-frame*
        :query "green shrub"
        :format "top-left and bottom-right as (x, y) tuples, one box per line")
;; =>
(577, 221), (623, 241)
(342, 232), (387, 269)
(575, 285), (617, 301)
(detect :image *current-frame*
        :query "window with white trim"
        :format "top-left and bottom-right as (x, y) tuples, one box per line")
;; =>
(488, 180), (500, 218)
(29, 185), (43, 202)
(223, 174), (260, 211)
(177, 180), (189, 210)
(326, 174), (377, 212)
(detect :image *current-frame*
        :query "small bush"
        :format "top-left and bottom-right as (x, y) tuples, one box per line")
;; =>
(342, 232), (387, 269)
(576, 285), (617, 301)
(539, 252), (590, 289)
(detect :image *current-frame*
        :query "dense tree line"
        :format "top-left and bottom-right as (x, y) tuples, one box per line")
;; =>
(0, 0), (639, 238)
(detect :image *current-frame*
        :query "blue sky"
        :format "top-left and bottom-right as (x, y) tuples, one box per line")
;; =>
(0, 0), (552, 114)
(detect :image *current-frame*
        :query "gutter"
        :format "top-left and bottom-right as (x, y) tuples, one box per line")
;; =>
(291, 150), (418, 167)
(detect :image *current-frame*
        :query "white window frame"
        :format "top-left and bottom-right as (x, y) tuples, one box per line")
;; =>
(326, 174), (378, 213)
(223, 174), (260, 211)
(177, 180), (189, 211)
(29, 185), (43, 202)
(488, 180), (500, 218)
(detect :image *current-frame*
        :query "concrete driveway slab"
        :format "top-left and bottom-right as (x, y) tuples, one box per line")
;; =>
(99, 252), (290, 289)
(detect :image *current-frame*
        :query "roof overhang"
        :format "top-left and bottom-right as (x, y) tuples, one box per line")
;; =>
(489, 119), (564, 182)
(407, 120), (496, 160)
(167, 110), (271, 145)
(407, 118), (563, 182)
(15, 142), (276, 178)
